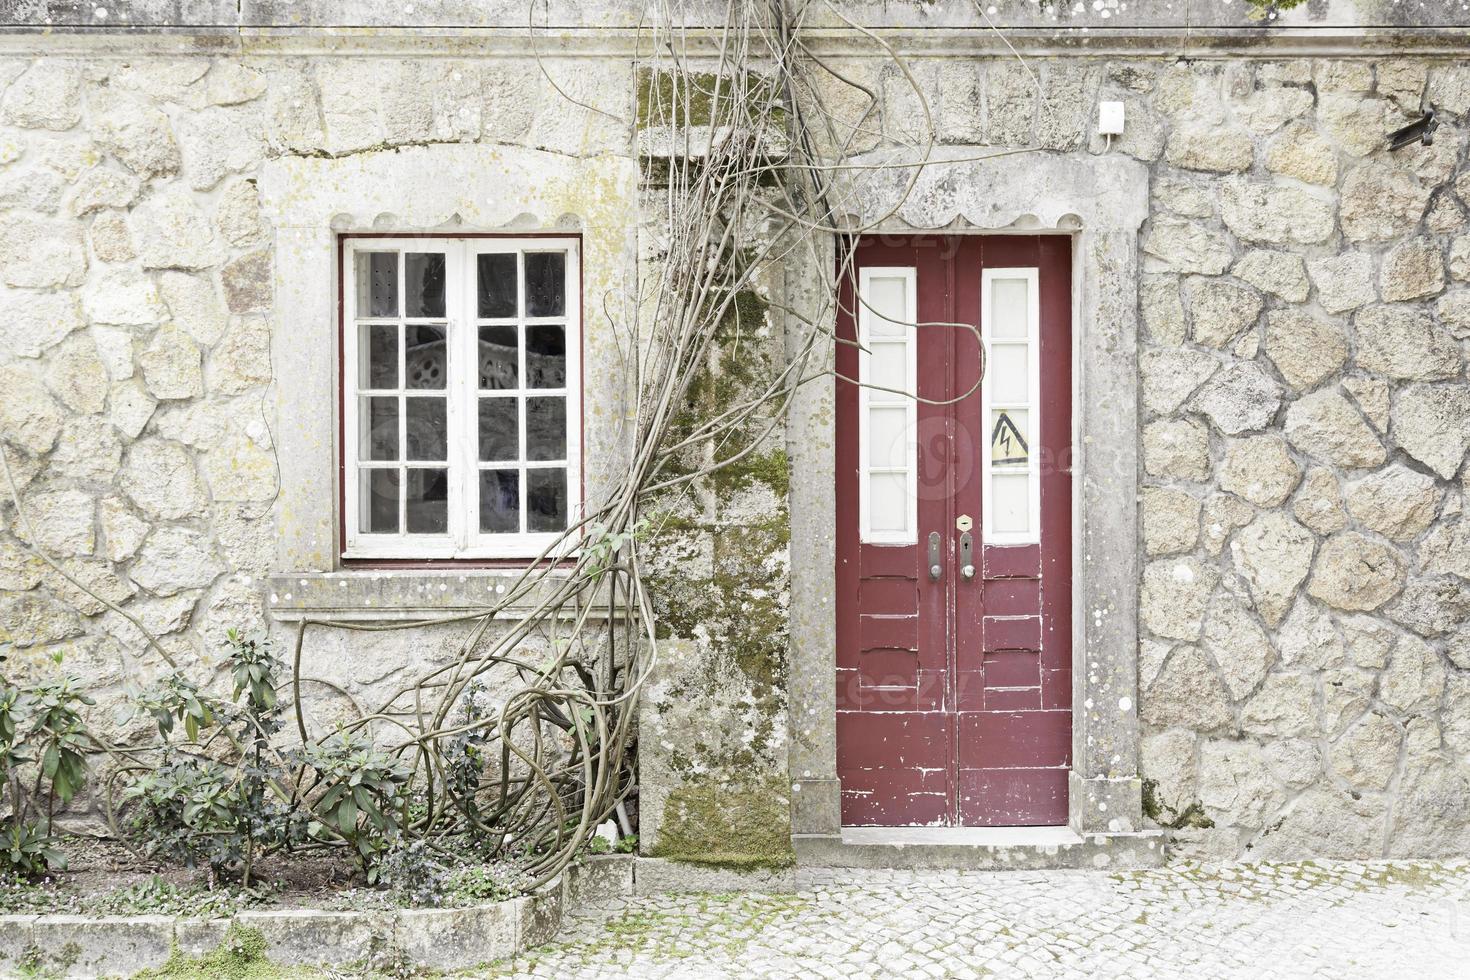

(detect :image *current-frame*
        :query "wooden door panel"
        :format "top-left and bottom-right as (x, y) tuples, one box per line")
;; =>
(958, 768), (1069, 825)
(836, 235), (1072, 828)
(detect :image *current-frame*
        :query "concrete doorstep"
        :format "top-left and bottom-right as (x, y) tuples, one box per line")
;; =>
(0, 855), (635, 978)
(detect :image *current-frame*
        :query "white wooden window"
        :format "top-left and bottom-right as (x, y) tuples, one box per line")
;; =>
(857, 267), (918, 545)
(342, 237), (582, 559)
(980, 267), (1040, 545)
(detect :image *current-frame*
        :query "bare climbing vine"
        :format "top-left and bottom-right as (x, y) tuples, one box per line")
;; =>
(2, 0), (1024, 892)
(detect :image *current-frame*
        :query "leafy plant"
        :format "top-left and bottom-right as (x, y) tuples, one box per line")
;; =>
(304, 732), (412, 881)
(583, 519), (649, 579)
(0, 818), (63, 877)
(1245, 0), (1308, 19)
(121, 632), (304, 886)
(377, 837), (451, 907)
(444, 861), (530, 904)
(123, 758), (244, 874)
(0, 650), (96, 877)
(129, 671), (215, 742)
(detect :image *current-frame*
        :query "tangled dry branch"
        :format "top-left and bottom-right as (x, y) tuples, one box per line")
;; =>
(2, 0), (1022, 892)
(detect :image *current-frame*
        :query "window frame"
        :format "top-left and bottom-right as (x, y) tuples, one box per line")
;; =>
(979, 266), (1041, 546)
(856, 265), (918, 546)
(338, 234), (583, 562)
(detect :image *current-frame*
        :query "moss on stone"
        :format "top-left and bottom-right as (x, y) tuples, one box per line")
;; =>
(635, 67), (788, 132)
(711, 448), (790, 497)
(1142, 779), (1214, 830)
(135, 925), (309, 980)
(636, 68), (721, 128)
(649, 778), (795, 868)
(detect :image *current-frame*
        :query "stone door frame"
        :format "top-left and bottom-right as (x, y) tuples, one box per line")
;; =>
(785, 149), (1152, 845)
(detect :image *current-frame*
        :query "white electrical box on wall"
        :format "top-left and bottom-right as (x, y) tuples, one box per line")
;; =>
(1098, 101), (1125, 135)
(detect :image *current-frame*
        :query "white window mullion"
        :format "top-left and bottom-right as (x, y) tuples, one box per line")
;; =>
(459, 243), (479, 552)
(857, 266), (917, 546)
(981, 267), (1040, 545)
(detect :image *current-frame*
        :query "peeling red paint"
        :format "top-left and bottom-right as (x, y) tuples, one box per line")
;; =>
(836, 235), (1073, 827)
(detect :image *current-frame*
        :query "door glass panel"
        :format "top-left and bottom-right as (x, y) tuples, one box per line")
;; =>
(527, 468), (568, 531)
(867, 406), (909, 469)
(360, 469), (399, 533)
(525, 252), (566, 317)
(865, 276), (907, 336)
(478, 325), (518, 390)
(404, 252), (446, 318)
(866, 341), (908, 397)
(479, 469), (520, 533)
(405, 468), (448, 533)
(363, 397), (399, 461)
(360, 323), (398, 389)
(526, 324), (567, 388)
(867, 473), (908, 533)
(477, 253), (517, 318)
(988, 343), (1028, 403)
(478, 397), (518, 461)
(526, 396), (566, 462)
(990, 409), (1030, 467)
(991, 278), (1029, 338)
(404, 397), (447, 461)
(355, 251), (398, 318)
(990, 472), (1030, 534)
(404, 325), (447, 390)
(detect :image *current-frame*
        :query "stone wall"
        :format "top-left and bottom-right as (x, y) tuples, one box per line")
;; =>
(2, 34), (1470, 865)
(1121, 59), (1470, 860)
(0, 51), (643, 791)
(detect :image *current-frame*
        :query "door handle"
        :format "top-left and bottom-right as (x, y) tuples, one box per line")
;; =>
(928, 531), (942, 581)
(959, 530), (975, 580)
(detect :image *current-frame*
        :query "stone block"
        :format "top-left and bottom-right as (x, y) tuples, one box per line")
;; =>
(236, 908), (391, 966)
(394, 904), (517, 971)
(0, 916), (35, 973)
(633, 857), (796, 895)
(564, 854), (635, 907)
(174, 917), (232, 957)
(30, 915), (174, 976)
(518, 884), (563, 950)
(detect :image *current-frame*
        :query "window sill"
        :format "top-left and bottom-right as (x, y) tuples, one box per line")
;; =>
(265, 569), (624, 623)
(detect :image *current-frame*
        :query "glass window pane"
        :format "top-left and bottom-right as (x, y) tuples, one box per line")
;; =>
(359, 323), (398, 390)
(355, 251), (398, 318)
(526, 396), (566, 462)
(405, 252), (446, 318)
(991, 472), (1030, 534)
(527, 468), (567, 532)
(478, 397), (519, 461)
(479, 469), (520, 533)
(525, 252), (566, 317)
(405, 467), (448, 534)
(988, 343), (1028, 404)
(405, 397), (447, 461)
(477, 253), (517, 318)
(867, 406), (909, 469)
(865, 276), (907, 337)
(867, 340), (908, 398)
(360, 469), (399, 534)
(991, 278), (1029, 339)
(479, 324), (518, 390)
(362, 397), (398, 461)
(526, 324), (567, 388)
(867, 473), (908, 533)
(404, 324), (447, 390)
(991, 408), (1030, 467)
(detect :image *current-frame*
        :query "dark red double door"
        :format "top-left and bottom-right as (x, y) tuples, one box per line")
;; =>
(835, 235), (1073, 827)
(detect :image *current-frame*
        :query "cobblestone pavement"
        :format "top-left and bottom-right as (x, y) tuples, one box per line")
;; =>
(490, 861), (1470, 979)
